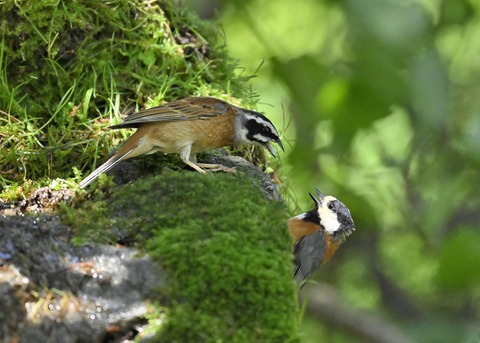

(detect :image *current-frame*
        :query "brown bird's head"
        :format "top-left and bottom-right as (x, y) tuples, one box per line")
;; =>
(233, 108), (284, 157)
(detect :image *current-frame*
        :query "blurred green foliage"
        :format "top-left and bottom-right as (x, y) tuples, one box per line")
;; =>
(208, 0), (480, 342)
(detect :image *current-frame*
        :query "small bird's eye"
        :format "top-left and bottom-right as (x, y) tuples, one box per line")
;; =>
(327, 202), (335, 211)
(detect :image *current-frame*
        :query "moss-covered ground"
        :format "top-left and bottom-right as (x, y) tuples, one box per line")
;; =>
(0, 0), (258, 198)
(64, 170), (300, 342)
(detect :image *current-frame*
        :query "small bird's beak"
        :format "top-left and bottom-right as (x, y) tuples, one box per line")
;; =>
(265, 139), (284, 159)
(309, 192), (321, 207)
(315, 188), (325, 202)
(309, 188), (325, 207)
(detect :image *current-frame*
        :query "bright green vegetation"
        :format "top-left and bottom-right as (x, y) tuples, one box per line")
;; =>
(63, 171), (300, 342)
(0, 0), (255, 198)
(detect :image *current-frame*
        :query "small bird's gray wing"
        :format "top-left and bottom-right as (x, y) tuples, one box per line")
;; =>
(110, 97), (230, 129)
(293, 230), (327, 284)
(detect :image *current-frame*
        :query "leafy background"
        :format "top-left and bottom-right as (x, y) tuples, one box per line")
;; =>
(185, 0), (480, 342)
(0, 0), (479, 341)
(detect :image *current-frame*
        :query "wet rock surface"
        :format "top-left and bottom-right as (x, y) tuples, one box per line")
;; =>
(0, 215), (165, 342)
(0, 151), (282, 342)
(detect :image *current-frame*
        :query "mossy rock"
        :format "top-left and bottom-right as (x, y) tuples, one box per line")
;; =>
(67, 170), (300, 342)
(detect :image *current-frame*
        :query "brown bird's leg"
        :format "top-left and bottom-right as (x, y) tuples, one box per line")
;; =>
(195, 162), (237, 174)
(179, 145), (207, 173)
(191, 152), (237, 174)
(179, 145), (236, 174)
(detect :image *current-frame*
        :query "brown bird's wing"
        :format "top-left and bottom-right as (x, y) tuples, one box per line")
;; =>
(110, 97), (231, 129)
(293, 230), (327, 284)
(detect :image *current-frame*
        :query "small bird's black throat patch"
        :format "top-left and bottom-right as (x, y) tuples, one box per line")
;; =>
(302, 209), (320, 225)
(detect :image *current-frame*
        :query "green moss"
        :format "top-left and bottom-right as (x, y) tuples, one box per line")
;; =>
(63, 170), (300, 342)
(0, 0), (253, 193)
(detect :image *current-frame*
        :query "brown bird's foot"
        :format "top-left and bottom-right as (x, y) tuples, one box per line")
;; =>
(196, 163), (237, 174)
(184, 160), (207, 173)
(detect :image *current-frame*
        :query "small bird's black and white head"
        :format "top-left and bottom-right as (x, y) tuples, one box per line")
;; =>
(234, 108), (284, 157)
(308, 188), (355, 243)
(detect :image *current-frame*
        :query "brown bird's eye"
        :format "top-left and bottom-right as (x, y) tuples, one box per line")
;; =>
(327, 202), (335, 211)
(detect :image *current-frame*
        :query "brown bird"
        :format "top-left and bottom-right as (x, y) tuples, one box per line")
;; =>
(288, 188), (355, 284)
(79, 96), (284, 188)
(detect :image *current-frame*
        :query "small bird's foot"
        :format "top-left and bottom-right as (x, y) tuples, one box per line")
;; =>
(196, 163), (237, 174)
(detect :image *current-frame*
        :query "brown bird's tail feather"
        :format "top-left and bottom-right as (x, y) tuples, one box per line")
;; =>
(79, 150), (133, 188)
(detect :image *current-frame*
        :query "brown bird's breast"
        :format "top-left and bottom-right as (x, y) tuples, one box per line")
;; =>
(138, 112), (236, 154)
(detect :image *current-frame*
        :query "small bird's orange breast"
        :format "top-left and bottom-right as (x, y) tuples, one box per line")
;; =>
(322, 233), (340, 264)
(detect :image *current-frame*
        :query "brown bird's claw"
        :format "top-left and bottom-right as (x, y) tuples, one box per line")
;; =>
(196, 163), (237, 174)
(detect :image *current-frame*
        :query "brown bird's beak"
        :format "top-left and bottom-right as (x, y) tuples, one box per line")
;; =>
(266, 139), (284, 159)
(276, 138), (284, 152)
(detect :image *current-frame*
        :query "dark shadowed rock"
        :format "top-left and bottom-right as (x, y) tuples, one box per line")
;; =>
(0, 215), (164, 342)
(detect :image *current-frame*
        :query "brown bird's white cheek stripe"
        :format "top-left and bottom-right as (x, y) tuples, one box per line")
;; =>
(245, 114), (278, 135)
(252, 133), (269, 143)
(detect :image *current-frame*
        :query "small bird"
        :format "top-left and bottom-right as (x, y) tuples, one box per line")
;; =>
(288, 188), (355, 285)
(79, 96), (284, 188)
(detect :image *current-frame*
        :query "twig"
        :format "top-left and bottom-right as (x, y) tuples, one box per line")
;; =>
(302, 283), (418, 343)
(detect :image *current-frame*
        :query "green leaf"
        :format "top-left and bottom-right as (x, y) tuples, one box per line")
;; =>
(437, 228), (480, 290)
(82, 88), (94, 121)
